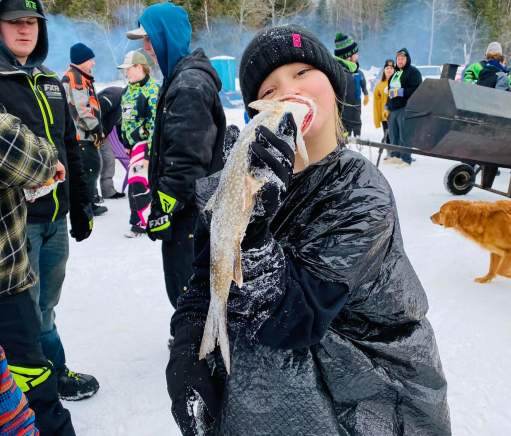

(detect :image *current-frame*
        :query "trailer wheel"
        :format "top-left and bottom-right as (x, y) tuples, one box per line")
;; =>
(444, 164), (475, 195)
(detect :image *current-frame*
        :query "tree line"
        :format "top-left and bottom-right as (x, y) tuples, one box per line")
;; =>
(41, 0), (511, 65)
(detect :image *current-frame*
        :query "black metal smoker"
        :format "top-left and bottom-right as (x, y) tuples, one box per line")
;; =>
(355, 64), (511, 198)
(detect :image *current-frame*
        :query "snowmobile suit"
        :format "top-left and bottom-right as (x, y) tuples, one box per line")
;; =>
(0, 9), (76, 429)
(0, 61), (88, 226)
(0, 0), (90, 426)
(149, 50), (226, 306)
(62, 65), (102, 206)
(97, 86), (123, 198)
(120, 75), (159, 151)
(127, 142), (151, 230)
(140, 2), (226, 308)
(62, 65), (101, 142)
(121, 76), (158, 231)
(174, 147), (451, 435)
(98, 86), (123, 138)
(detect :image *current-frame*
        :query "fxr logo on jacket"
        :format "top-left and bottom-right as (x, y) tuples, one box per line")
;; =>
(43, 84), (63, 100)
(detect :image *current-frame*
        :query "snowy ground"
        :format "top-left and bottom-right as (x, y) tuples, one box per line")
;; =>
(59, 102), (511, 435)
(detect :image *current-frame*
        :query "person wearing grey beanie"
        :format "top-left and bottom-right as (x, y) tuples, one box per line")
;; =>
(463, 41), (505, 83)
(169, 24), (450, 436)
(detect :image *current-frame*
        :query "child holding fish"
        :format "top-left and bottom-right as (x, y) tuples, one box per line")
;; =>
(168, 26), (451, 436)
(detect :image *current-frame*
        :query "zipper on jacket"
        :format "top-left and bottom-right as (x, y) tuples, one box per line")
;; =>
(36, 85), (54, 125)
(27, 73), (60, 221)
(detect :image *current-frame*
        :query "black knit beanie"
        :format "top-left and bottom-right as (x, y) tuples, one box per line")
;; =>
(70, 43), (95, 65)
(334, 32), (358, 59)
(240, 25), (347, 118)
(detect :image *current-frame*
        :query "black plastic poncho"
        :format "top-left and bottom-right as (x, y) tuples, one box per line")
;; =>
(176, 147), (451, 436)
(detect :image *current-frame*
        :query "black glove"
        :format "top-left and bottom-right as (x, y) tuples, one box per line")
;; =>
(147, 190), (182, 241)
(242, 112), (298, 249)
(167, 324), (225, 436)
(69, 203), (93, 242)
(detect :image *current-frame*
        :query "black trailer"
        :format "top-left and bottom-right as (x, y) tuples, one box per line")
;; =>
(355, 65), (511, 198)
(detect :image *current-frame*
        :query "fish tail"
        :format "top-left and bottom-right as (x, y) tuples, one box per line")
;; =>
(199, 291), (231, 374)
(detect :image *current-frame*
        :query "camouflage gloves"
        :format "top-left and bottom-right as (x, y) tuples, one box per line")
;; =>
(69, 202), (93, 242)
(147, 191), (181, 241)
(242, 112), (298, 249)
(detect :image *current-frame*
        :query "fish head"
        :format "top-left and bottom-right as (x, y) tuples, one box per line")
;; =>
(248, 95), (316, 137)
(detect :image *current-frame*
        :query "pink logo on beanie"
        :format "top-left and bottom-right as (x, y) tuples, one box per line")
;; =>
(292, 33), (302, 48)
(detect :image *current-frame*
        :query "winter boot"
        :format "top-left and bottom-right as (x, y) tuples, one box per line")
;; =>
(57, 366), (100, 401)
(92, 204), (108, 216)
(124, 226), (145, 238)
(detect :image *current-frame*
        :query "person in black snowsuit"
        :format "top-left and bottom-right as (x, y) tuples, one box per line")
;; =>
(97, 86), (125, 199)
(127, 2), (226, 309)
(168, 26), (451, 436)
(387, 48), (422, 165)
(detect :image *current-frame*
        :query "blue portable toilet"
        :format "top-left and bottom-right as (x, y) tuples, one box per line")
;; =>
(210, 56), (236, 92)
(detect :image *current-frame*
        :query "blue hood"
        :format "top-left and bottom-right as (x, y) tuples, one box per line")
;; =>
(139, 2), (191, 79)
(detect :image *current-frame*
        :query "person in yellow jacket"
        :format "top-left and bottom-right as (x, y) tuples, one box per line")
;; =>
(373, 59), (395, 144)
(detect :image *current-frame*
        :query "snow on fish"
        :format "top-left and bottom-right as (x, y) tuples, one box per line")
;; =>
(199, 95), (317, 373)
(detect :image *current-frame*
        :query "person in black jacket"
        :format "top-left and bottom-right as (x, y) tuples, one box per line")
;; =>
(97, 86), (125, 199)
(0, 0), (81, 433)
(476, 54), (510, 90)
(62, 43), (107, 216)
(0, 0), (99, 406)
(386, 48), (422, 166)
(168, 26), (450, 435)
(127, 2), (226, 309)
(333, 32), (369, 137)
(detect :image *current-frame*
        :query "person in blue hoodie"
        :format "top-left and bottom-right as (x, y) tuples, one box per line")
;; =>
(127, 4), (226, 311)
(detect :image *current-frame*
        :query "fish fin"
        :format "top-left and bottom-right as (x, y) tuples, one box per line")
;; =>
(199, 291), (231, 374)
(244, 175), (264, 213)
(296, 134), (309, 167)
(233, 243), (243, 288)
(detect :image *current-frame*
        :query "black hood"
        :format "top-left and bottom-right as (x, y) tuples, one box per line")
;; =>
(0, 0), (48, 72)
(170, 48), (222, 92)
(396, 47), (411, 70)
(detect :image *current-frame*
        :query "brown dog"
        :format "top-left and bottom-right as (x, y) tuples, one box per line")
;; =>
(431, 199), (511, 283)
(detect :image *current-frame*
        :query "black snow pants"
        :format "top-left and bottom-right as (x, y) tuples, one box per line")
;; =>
(162, 206), (198, 310)
(0, 290), (75, 436)
(78, 140), (101, 203)
(129, 181), (151, 231)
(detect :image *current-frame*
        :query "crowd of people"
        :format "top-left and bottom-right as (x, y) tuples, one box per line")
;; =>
(3, 0), (508, 434)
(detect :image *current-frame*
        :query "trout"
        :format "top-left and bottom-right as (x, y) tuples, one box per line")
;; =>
(199, 95), (317, 373)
